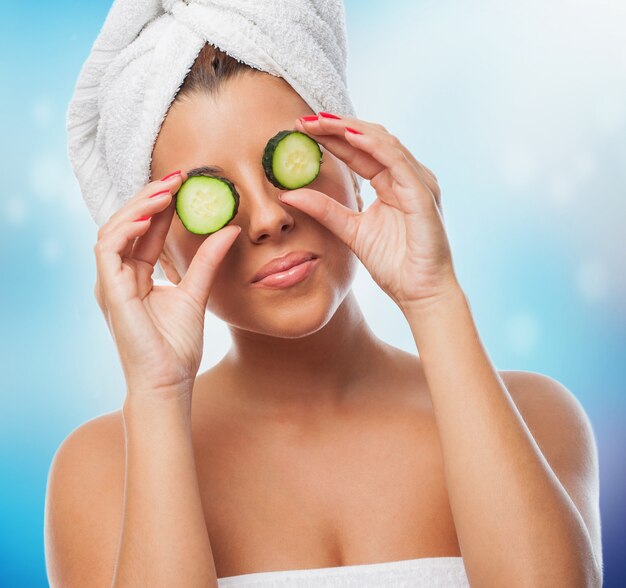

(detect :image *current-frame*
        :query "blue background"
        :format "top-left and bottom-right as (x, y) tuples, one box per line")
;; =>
(1, 0), (624, 585)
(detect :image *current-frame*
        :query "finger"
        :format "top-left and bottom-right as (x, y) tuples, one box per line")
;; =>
(94, 217), (153, 305)
(299, 116), (442, 210)
(102, 172), (187, 259)
(177, 224), (242, 307)
(118, 190), (174, 259)
(396, 155), (441, 209)
(299, 116), (436, 201)
(343, 130), (436, 214)
(298, 112), (385, 135)
(297, 117), (386, 180)
(130, 192), (178, 268)
(303, 131), (386, 183)
(297, 125), (418, 212)
(278, 188), (359, 249)
(340, 129), (413, 186)
(104, 171), (187, 235)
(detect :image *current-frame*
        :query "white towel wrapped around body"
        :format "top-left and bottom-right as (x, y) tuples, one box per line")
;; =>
(66, 0), (362, 281)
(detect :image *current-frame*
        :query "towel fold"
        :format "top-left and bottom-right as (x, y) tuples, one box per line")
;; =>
(66, 0), (362, 281)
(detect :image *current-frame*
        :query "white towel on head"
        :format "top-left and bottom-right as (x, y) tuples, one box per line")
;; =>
(66, 0), (362, 282)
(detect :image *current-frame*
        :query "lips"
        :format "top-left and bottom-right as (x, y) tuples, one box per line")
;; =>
(251, 251), (318, 283)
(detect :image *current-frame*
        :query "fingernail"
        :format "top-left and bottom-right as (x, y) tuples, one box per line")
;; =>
(319, 112), (341, 119)
(134, 215), (152, 222)
(149, 189), (171, 198)
(345, 127), (363, 135)
(159, 170), (181, 181)
(300, 115), (319, 122)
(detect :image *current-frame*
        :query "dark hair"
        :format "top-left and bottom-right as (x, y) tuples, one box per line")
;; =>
(173, 42), (361, 198)
(176, 42), (260, 101)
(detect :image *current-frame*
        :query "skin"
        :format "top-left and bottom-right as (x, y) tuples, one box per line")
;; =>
(44, 70), (602, 586)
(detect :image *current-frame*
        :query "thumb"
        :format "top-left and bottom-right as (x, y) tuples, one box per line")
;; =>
(279, 189), (359, 248)
(177, 224), (242, 306)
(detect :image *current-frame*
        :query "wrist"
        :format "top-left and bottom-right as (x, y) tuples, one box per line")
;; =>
(400, 280), (467, 321)
(402, 285), (472, 352)
(124, 386), (193, 416)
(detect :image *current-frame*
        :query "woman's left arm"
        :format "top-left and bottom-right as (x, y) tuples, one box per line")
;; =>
(281, 112), (602, 587)
(402, 285), (602, 588)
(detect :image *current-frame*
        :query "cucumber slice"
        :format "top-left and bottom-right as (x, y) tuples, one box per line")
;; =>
(175, 174), (239, 235)
(262, 130), (323, 190)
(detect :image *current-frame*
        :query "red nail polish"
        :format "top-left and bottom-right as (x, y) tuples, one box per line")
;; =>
(148, 189), (171, 198)
(319, 112), (341, 119)
(134, 215), (152, 222)
(345, 126), (363, 135)
(300, 115), (319, 121)
(159, 170), (181, 181)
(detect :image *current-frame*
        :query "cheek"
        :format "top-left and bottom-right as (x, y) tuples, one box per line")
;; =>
(203, 269), (243, 327)
(329, 240), (359, 288)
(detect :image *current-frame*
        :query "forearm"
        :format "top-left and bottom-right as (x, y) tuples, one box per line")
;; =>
(112, 392), (217, 588)
(403, 287), (598, 587)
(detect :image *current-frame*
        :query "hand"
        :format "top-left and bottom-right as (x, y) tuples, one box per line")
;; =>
(93, 171), (241, 400)
(280, 114), (461, 313)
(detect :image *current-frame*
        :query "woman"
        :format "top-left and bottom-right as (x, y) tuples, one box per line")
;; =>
(45, 7), (602, 588)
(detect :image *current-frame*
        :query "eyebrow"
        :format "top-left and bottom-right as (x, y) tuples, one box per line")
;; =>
(186, 165), (225, 177)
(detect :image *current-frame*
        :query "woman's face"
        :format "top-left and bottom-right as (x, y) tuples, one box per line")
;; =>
(151, 71), (362, 338)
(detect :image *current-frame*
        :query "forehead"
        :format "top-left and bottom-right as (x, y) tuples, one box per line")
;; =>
(152, 72), (312, 172)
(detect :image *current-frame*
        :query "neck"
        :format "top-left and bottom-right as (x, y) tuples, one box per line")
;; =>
(218, 290), (389, 414)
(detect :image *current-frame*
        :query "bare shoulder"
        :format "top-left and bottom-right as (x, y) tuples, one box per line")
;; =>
(498, 370), (599, 466)
(44, 410), (125, 588)
(498, 370), (603, 577)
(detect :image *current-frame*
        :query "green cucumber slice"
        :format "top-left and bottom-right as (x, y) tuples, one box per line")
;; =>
(262, 130), (323, 190)
(175, 174), (239, 235)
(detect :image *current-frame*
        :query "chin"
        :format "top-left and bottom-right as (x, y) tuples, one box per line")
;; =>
(211, 287), (341, 339)
(254, 305), (336, 339)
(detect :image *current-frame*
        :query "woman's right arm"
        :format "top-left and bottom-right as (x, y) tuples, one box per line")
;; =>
(113, 391), (217, 587)
(45, 169), (242, 587)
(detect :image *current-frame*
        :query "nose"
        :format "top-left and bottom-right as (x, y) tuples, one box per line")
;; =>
(241, 175), (296, 243)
